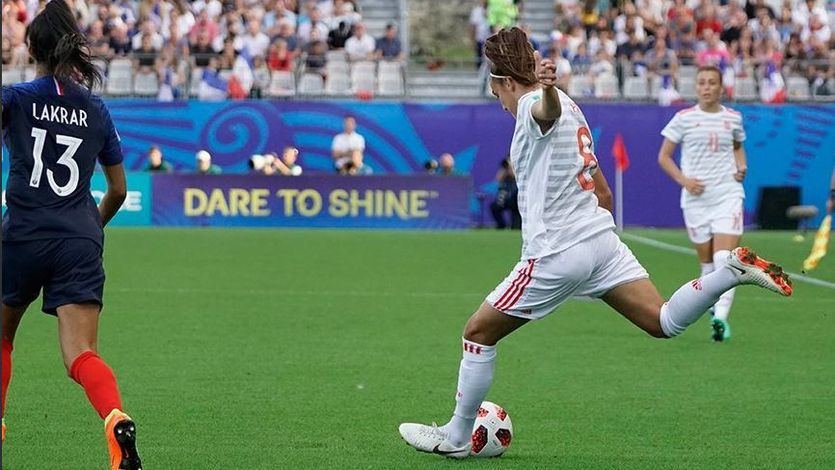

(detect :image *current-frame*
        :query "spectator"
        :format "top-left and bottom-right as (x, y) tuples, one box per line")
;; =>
(487, 0), (518, 29)
(614, 2), (646, 45)
(274, 20), (300, 55)
(303, 28), (328, 76)
(697, 29), (730, 68)
(274, 147), (304, 176)
(189, 10), (220, 45)
(132, 20), (164, 51)
(218, 38), (237, 70)
(675, 30), (699, 66)
(745, 0), (775, 20)
(328, 20), (354, 49)
(572, 43), (592, 74)
(250, 55), (271, 98)
(588, 49), (615, 80)
(375, 23), (403, 61)
(236, 19), (270, 58)
(437, 153), (459, 176)
(589, 28), (617, 58)
(109, 24), (133, 57)
(196, 150), (222, 175)
(298, 6), (329, 46)
(330, 0), (361, 28)
(344, 22), (375, 61)
(135, 33), (159, 72)
(331, 115), (365, 172)
(783, 33), (808, 77)
(490, 157), (520, 230)
(157, 43), (185, 101)
(1, 37), (11, 65)
(268, 39), (294, 71)
(696, 4), (722, 37)
(647, 37), (678, 80)
(522, 24), (541, 52)
(145, 146), (173, 173)
(341, 151), (373, 175)
(87, 20), (112, 57)
(749, 6), (781, 44)
(264, 0), (297, 37)
(190, 30), (217, 67)
(469, 0), (490, 69)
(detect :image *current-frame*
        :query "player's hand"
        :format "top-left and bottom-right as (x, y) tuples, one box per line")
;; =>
(682, 177), (705, 195)
(534, 51), (557, 88)
(734, 165), (747, 182)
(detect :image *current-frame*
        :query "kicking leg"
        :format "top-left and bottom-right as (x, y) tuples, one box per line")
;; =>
(604, 247), (791, 338)
(2, 303), (28, 441)
(58, 303), (142, 470)
(399, 302), (528, 457)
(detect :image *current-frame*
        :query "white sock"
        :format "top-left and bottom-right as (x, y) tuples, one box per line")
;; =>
(700, 262), (715, 277)
(711, 250), (734, 322)
(660, 267), (740, 337)
(442, 338), (496, 447)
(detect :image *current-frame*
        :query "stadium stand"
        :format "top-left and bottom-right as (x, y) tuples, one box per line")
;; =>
(1, 0), (832, 102)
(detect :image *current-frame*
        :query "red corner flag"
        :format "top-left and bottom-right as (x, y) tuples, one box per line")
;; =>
(612, 133), (630, 172)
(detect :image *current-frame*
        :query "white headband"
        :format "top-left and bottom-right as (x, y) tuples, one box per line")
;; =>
(489, 73), (510, 79)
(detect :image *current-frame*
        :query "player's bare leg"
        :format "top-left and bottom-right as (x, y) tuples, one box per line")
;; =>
(710, 233), (742, 341)
(399, 303), (528, 458)
(57, 304), (142, 470)
(604, 247), (791, 339)
(2, 303), (29, 442)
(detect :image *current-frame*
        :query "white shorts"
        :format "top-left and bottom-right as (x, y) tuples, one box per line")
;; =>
(485, 230), (649, 320)
(682, 197), (744, 244)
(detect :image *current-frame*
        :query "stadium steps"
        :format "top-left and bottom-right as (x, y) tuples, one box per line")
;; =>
(519, 0), (554, 42)
(360, 0), (401, 39)
(407, 70), (483, 99)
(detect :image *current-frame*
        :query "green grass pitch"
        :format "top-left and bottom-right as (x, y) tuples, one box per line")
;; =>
(3, 228), (833, 469)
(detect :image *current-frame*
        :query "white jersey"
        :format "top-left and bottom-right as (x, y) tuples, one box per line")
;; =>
(510, 89), (615, 260)
(661, 105), (746, 208)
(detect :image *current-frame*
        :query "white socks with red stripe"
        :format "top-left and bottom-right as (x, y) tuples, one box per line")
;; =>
(660, 266), (739, 337)
(711, 250), (735, 322)
(442, 338), (496, 447)
(700, 262), (715, 277)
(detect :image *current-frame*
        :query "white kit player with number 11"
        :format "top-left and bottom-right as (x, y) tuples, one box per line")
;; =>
(398, 28), (793, 460)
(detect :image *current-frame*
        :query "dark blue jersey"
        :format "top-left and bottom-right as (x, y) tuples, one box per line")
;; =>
(2, 76), (122, 245)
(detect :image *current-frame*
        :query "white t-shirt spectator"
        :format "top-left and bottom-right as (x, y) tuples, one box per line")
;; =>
(236, 31), (271, 57)
(298, 21), (330, 45)
(345, 34), (376, 61)
(132, 32), (164, 51)
(332, 132), (366, 156)
(193, 0), (223, 20)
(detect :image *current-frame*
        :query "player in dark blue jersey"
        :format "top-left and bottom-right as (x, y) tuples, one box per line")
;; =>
(1, 1), (142, 468)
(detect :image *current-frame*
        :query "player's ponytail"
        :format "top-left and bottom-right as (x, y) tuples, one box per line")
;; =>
(484, 27), (538, 87)
(25, 0), (102, 91)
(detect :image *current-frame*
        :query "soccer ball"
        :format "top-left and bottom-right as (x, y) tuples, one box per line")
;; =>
(470, 401), (513, 457)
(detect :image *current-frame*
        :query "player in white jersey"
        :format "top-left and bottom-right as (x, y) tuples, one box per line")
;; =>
(658, 65), (748, 342)
(398, 28), (793, 459)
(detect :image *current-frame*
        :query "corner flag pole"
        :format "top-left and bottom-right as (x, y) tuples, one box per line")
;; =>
(615, 167), (624, 233)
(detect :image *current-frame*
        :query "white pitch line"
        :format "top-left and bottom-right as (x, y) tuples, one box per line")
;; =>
(622, 232), (835, 290)
(109, 287), (486, 299)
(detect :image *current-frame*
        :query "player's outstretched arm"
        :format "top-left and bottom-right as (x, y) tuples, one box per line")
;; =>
(658, 138), (704, 195)
(531, 51), (561, 131)
(99, 163), (127, 227)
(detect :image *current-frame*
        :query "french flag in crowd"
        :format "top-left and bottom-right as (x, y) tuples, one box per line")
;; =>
(760, 61), (786, 104)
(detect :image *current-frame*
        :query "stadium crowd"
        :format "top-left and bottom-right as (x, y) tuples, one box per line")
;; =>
(2, 0), (403, 98)
(472, 0), (833, 100)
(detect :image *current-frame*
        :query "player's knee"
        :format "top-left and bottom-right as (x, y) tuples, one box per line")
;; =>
(463, 316), (498, 346)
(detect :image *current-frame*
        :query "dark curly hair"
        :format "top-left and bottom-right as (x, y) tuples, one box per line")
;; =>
(485, 27), (537, 87)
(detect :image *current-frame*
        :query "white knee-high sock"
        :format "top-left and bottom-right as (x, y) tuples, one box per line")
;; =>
(660, 267), (740, 337)
(442, 338), (496, 447)
(700, 262), (715, 277)
(711, 250), (735, 321)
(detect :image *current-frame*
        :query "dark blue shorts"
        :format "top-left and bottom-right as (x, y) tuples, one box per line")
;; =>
(2, 238), (105, 315)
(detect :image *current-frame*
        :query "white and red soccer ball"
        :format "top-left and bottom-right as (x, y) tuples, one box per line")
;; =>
(470, 401), (513, 458)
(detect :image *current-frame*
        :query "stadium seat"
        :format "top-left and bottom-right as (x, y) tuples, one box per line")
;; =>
(593, 74), (619, 99)
(568, 75), (592, 98)
(351, 61), (377, 93)
(92, 59), (108, 94)
(2, 66), (23, 85)
(649, 75), (663, 98)
(189, 67), (204, 97)
(377, 62), (404, 96)
(299, 73), (325, 94)
(678, 65), (697, 80)
(678, 76), (697, 100)
(134, 71), (160, 96)
(325, 60), (350, 76)
(268, 70), (296, 97)
(325, 71), (351, 95)
(786, 76), (810, 100)
(622, 76), (648, 99)
(325, 50), (348, 63)
(105, 59), (134, 96)
(734, 77), (758, 101)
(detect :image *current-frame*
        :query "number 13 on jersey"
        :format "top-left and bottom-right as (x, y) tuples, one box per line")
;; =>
(576, 126), (598, 191)
(30, 126), (82, 197)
